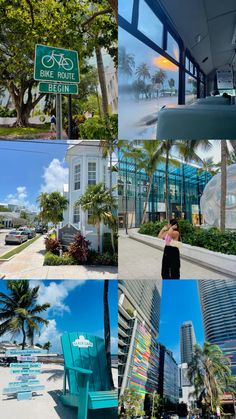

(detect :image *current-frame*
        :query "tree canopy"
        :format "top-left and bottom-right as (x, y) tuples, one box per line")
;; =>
(0, 0), (117, 124)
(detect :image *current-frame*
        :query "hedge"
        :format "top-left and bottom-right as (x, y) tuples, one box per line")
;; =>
(138, 220), (236, 255)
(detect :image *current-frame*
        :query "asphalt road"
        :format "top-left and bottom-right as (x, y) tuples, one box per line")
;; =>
(0, 228), (19, 257)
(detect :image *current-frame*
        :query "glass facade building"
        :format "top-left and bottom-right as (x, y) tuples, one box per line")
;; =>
(119, 155), (210, 227)
(161, 346), (179, 404)
(198, 279), (236, 376)
(180, 321), (196, 365)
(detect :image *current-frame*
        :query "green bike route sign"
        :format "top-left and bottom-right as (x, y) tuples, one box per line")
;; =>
(34, 44), (80, 83)
(39, 82), (78, 94)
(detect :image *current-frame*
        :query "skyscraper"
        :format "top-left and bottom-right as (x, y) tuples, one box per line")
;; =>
(180, 321), (196, 364)
(198, 279), (236, 375)
(118, 280), (162, 396)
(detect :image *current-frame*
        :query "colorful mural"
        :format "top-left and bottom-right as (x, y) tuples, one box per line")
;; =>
(129, 322), (159, 396)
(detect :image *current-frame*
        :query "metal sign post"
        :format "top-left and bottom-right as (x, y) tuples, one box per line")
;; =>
(56, 94), (62, 139)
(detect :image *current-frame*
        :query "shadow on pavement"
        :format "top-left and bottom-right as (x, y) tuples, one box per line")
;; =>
(48, 390), (118, 419)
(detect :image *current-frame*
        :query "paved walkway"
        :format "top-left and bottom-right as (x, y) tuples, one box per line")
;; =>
(0, 235), (117, 280)
(118, 234), (231, 280)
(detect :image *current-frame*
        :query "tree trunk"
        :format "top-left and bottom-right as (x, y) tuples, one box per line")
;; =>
(165, 149), (169, 220)
(110, 229), (115, 253)
(141, 174), (153, 224)
(22, 323), (26, 350)
(108, 0), (118, 23)
(220, 140), (227, 232)
(95, 45), (109, 115)
(14, 105), (31, 127)
(7, 79), (45, 127)
(97, 223), (101, 253)
(104, 280), (114, 389)
(230, 140), (236, 153)
(109, 151), (112, 192)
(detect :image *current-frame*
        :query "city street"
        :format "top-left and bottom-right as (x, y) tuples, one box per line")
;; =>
(0, 229), (19, 257)
(0, 234), (117, 280)
(118, 233), (232, 280)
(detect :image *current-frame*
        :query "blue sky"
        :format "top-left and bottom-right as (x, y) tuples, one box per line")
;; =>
(0, 140), (69, 211)
(0, 280), (118, 354)
(158, 280), (204, 363)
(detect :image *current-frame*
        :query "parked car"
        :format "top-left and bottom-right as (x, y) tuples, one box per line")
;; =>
(19, 227), (36, 239)
(5, 231), (28, 245)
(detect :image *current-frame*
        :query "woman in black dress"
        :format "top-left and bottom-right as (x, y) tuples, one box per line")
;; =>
(158, 219), (181, 279)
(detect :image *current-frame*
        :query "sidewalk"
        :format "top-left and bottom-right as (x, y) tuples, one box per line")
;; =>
(119, 232), (232, 280)
(0, 235), (117, 280)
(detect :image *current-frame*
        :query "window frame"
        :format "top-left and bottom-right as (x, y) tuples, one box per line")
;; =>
(118, 0), (206, 104)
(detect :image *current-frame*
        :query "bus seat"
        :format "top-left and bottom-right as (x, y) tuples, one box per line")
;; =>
(157, 104), (236, 140)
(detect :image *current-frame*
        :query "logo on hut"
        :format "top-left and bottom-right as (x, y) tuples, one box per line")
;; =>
(72, 336), (93, 348)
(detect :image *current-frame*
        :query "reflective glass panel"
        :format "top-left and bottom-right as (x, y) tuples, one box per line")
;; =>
(185, 75), (197, 104)
(119, 27), (179, 139)
(167, 32), (179, 62)
(119, 0), (133, 22)
(138, 0), (163, 46)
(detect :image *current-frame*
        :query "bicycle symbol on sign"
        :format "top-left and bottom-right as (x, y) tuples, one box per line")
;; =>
(42, 50), (74, 71)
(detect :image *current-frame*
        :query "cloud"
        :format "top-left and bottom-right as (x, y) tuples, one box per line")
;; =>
(33, 280), (85, 316)
(4, 186), (38, 212)
(111, 336), (118, 354)
(37, 319), (62, 353)
(5, 186), (28, 206)
(40, 158), (68, 193)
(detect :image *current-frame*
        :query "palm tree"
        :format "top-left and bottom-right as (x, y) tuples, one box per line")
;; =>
(0, 281), (50, 350)
(220, 140), (227, 232)
(76, 183), (117, 253)
(104, 280), (114, 389)
(188, 342), (236, 414)
(118, 46), (135, 79)
(168, 78), (175, 91)
(100, 139), (117, 191)
(135, 63), (151, 82)
(158, 140), (180, 220)
(134, 141), (164, 224)
(43, 341), (52, 354)
(151, 69), (167, 86)
(197, 157), (217, 184)
(37, 191), (68, 226)
(95, 45), (109, 115)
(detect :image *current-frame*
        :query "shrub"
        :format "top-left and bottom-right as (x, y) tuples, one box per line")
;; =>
(67, 233), (90, 262)
(138, 220), (236, 255)
(79, 114), (118, 139)
(88, 250), (118, 266)
(139, 220), (168, 236)
(44, 252), (77, 265)
(0, 106), (17, 117)
(44, 237), (60, 255)
(103, 232), (118, 253)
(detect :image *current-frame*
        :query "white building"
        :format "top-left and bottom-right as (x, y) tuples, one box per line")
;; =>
(62, 140), (113, 250)
(179, 362), (195, 410)
(105, 59), (118, 113)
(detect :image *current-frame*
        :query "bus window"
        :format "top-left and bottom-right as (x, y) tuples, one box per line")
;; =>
(185, 75), (197, 104)
(119, 27), (179, 139)
(167, 33), (180, 62)
(119, 0), (133, 23)
(138, 0), (163, 47)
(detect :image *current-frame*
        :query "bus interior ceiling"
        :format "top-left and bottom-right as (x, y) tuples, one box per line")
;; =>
(158, 0), (236, 93)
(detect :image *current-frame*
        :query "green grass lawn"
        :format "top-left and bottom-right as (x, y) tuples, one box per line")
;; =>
(0, 235), (40, 260)
(0, 123), (50, 137)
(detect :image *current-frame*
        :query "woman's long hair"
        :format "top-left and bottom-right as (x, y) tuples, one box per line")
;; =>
(169, 218), (181, 241)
